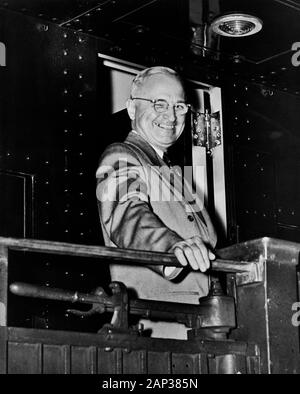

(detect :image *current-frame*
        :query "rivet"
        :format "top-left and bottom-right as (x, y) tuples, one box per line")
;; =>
(64, 129), (69, 133)
(79, 132), (83, 136)
(78, 93), (83, 98)
(74, 19), (80, 23)
(245, 86), (248, 91)
(79, 192), (84, 196)
(63, 89), (68, 94)
(247, 137), (251, 141)
(78, 113), (83, 117)
(78, 37), (84, 43)
(65, 229), (69, 233)
(65, 271), (69, 275)
(45, 181), (49, 185)
(78, 55), (83, 60)
(79, 152), (83, 156)
(6, 152), (10, 156)
(85, 13), (91, 17)
(26, 156), (30, 160)
(271, 71), (276, 74)
(64, 149), (68, 153)
(245, 103), (249, 106)
(80, 273), (84, 277)
(79, 172), (83, 176)
(45, 201), (49, 205)
(80, 233), (84, 236)
(246, 119), (250, 124)
(236, 134), (239, 138)
(64, 109), (68, 113)
(243, 164), (247, 167)
(80, 212), (84, 216)
(281, 67), (287, 71)
(78, 74), (83, 79)
(45, 221), (49, 225)
(63, 69), (68, 75)
(64, 169), (68, 173)
(63, 50), (68, 56)
(64, 209), (69, 213)
(260, 168), (264, 171)
(52, 17), (57, 21)
(45, 161), (49, 164)
(64, 189), (69, 192)
(45, 283), (50, 287)
(63, 33), (68, 38)
(292, 211), (295, 215)
(234, 99), (237, 103)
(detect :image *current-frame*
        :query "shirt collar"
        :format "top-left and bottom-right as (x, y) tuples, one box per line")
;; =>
(131, 130), (165, 159)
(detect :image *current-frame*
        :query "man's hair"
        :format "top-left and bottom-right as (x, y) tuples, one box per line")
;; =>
(130, 66), (182, 97)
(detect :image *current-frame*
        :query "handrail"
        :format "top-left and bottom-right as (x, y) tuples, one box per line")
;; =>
(0, 236), (260, 277)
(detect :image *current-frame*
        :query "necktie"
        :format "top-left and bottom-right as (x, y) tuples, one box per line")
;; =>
(163, 152), (172, 167)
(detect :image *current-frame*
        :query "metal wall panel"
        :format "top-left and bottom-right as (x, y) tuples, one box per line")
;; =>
(3, 326), (254, 374)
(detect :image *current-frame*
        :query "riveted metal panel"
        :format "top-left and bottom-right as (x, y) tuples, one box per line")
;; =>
(223, 80), (300, 243)
(171, 353), (202, 374)
(70, 345), (97, 374)
(8, 342), (42, 374)
(147, 351), (171, 374)
(122, 349), (146, 374)
(43, 344), (70, 374)
(97, 348), (123, 374)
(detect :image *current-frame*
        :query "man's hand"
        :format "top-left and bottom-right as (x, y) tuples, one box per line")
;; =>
(171, 236), (215, 272)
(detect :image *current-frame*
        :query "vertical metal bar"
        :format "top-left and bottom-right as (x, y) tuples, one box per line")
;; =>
(0, 246), (8, 326)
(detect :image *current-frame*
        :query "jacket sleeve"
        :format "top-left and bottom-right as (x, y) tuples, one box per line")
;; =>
(96, 143), (183, 280)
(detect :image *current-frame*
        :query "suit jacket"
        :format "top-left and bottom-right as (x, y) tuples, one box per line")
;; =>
(96, 131), (217, 304)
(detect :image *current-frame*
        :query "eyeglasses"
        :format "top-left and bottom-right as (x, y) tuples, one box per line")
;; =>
(130, 97), (190, 115)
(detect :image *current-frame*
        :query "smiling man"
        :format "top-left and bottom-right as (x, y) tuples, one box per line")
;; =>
(96, 66), (217, 339)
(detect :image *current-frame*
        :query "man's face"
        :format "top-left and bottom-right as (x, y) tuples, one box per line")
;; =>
(127, 74), (186, 151)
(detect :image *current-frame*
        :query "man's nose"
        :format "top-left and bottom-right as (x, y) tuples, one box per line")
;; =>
(164, 104), (176, 121)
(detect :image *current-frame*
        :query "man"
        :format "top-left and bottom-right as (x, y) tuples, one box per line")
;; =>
(96, 66), (217, 338)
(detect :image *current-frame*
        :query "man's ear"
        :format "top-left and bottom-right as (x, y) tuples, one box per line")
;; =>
(126, 98), (135, 120)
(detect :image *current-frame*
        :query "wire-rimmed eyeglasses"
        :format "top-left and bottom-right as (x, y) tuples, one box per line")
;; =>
(130, 97), (191, 115)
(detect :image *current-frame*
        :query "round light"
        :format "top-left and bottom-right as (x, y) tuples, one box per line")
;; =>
(211, 13), (263, 37)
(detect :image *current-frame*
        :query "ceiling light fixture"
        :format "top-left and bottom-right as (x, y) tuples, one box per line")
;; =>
(211, 13), (263, 37)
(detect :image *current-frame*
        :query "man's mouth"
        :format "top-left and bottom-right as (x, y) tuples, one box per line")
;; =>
(153, 122), (175, 130)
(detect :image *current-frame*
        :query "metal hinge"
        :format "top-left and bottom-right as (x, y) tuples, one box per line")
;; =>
(192, 110), (222, 155)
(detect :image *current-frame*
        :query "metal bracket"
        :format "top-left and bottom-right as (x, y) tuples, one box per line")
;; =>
(192, 110), (222, 155)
